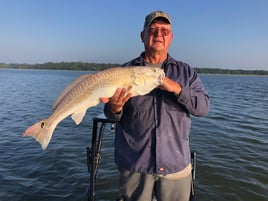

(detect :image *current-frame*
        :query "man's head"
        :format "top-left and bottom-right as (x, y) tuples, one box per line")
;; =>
(141, 11), (173, 57)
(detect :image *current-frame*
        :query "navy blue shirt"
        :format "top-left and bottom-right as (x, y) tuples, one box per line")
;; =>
(104, 53), (210, 175)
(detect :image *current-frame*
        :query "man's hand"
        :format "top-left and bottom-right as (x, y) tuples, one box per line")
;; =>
(100, 88), (132, 113)
(159, 77), (182, 96)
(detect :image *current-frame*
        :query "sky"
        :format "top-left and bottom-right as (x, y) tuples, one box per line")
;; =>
(1, 0), (268, 70)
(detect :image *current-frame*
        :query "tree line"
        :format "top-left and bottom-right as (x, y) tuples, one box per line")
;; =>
(194, 67), (268, 75)
(0, 62), (119, 71)
(0, 62), (267, 75)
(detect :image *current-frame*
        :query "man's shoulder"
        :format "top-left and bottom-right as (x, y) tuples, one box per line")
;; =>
(123, 54), (144, 67)
(166, 56), (197, 78)
(167, 56), (192, 70)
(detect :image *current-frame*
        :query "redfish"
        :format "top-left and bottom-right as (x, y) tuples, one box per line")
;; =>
(23, 67), (165, 150)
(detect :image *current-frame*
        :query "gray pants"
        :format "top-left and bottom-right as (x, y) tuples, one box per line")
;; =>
(118, 170), (192, 201)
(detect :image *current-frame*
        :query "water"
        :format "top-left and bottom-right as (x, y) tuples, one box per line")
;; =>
(0, 69), (267, 201)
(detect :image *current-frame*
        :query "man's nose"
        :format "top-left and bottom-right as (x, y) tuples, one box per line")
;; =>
(153, 29), (162, 36)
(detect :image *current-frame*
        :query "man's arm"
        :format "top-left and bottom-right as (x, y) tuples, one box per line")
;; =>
(160, 75), (209, 117)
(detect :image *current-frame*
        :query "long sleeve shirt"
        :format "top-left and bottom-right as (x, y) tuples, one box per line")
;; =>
(104, 53), (210, 175)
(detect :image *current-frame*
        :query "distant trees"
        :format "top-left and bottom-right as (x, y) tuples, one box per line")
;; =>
(0, 62), (120, 71)
(0, 62), (268, 75)
(194, 68), (268, 75)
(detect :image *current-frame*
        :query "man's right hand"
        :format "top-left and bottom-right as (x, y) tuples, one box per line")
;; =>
(100, 88), (132, 113)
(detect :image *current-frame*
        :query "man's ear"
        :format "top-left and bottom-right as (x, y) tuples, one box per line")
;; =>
(140, 31), (144, 42)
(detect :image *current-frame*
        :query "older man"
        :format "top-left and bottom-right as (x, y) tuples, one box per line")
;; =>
(103, 11), (210, 201)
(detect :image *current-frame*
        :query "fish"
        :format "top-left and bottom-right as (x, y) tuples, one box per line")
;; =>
(22, 66), (165, 150)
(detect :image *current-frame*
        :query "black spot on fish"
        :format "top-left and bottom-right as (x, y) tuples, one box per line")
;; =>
(41, 122), (45, 128)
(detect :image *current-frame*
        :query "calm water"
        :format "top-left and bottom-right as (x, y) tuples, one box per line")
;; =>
(0, 69), (267, 201)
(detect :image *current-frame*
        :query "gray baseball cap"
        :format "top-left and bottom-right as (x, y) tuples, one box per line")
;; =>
(143, 11), (171, 29)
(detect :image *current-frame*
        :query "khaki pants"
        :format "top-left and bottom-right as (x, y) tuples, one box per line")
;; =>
(118, 170), (192, 201)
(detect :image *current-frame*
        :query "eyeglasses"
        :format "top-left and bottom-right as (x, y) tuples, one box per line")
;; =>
(147, 28), (172, 36)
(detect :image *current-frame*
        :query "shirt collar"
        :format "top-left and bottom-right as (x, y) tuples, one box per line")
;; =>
(127, 52), (177, 67)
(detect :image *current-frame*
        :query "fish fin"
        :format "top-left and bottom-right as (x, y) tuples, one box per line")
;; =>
(22, 119), (57, 150)
(133, 76), (145, 87)
(131, 86), (148, 96)
(71, 110), (87, 125)
(132, 76), (147, 95)
(71, 98), (101, 125)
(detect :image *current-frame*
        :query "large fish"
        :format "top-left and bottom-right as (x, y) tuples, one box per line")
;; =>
(23, 66), (165, 150)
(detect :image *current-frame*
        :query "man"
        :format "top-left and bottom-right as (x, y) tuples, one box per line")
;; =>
(102, 11), (210, 201)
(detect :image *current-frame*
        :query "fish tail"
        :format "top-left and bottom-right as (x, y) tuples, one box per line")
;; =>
(22, 119), (56, 150)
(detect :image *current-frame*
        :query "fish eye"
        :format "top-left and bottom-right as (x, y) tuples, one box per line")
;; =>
(41, 122), (45, 128)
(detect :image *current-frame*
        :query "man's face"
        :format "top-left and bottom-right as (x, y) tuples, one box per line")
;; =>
(141, 19), (173, 54)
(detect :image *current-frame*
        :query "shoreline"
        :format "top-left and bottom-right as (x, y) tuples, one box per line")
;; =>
(1, 62), (268, 75)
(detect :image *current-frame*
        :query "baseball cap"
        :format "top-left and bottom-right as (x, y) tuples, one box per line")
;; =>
(143, 11), (171, 29)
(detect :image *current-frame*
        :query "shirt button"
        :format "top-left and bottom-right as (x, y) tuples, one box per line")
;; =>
(158, 167), (165, 172)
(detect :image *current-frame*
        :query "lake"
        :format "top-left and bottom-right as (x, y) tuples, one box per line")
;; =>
(0, 69), (267, 201)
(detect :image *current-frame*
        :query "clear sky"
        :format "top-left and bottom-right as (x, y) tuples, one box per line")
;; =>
(1, 0), (268, 70)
